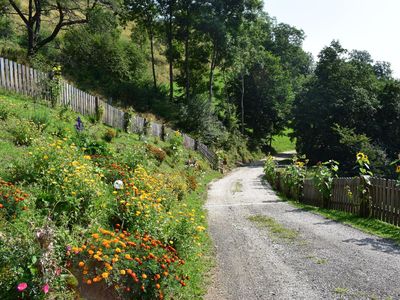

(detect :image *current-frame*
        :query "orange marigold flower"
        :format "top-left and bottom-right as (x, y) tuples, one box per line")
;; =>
(86, 280), (92, 285)
(155, 283), (161, 290)
(78, 261), (85, 267)
(142, 274), (147, 279)
(92, 233), (99, 239)
(101, 272), (109, 279)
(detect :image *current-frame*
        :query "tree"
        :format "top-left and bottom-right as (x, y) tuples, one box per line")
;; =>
(375, 80), (400, 157)
(7, 0), (119, 56)
(158, 0), (176, 102)
(264, 21), (312, 92)
(292, 41), (382, 171)
(227, 13), (269, 134)
(124, 0), (161, 90)
(229, 51), (293, 148)
(61, 8), (146, 103)
(200, 0), (263, 103)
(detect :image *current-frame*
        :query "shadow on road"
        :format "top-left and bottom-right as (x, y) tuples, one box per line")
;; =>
(342, 237), (400, 255)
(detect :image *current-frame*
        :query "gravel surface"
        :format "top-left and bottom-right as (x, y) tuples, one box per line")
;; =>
(205, 163), (400, 300)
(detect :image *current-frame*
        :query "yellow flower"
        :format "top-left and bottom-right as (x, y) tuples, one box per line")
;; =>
(196, 226), (206, 232)
(356, 152), (365, 161)
(120, 270), (126, 275)
(83, 155), (91, 160)
(396, 165), (400, 173)
(43, 155), (49, 160)
(101, 272), (109, 279)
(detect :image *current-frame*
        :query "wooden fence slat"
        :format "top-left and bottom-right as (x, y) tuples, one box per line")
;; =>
(0, 57), (4, 88)
(21, 64), (26, 95)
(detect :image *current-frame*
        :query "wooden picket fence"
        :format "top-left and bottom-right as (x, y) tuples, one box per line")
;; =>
(0, 56), (218, 168)
(302, 179), (323, 207)
(370, 178), (400, 226)
(302, 177), (400, 226)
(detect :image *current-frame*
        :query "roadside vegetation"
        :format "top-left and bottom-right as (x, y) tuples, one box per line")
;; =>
(0, 90), (220, 299)
(264, 153), (400, 245)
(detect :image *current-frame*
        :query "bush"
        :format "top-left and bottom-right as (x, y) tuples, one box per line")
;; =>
(12, 138), (107, 226)
(0, 103), (11, 120)
(264, 155), (277, 183)
(70, 227), (187, 300)
(103, 128), (117, 142)
(0, 178), (29, 220)
(0, 220), (75, 299)
(311, 160), (339, 204)
(8, 118), (41, 146)
(29, 109), (51, 131)
(73, 133), (111, 156)
(146, 144), (167, 163)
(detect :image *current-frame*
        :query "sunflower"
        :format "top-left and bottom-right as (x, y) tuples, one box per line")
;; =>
(356, 152), (365, 161)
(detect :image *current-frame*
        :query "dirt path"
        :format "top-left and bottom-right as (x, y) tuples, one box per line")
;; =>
(205, 162), (400, 300)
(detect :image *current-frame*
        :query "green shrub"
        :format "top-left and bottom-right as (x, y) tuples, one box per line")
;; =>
(29, 109), (51, 131)
(280, 156), (308, 200)
(103, 128), (117, 142)
(264, 155), (277, 183)
(0, 220), (75, 299)
(11, 138), (107, 226)
(8, 118), (41, 146)
(311, 160), (339, 204)
(0, 103), (11, 120)
(73, 133), (111, 156)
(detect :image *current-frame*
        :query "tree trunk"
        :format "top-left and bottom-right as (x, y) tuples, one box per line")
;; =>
(241, 72), (245, 134)
(149, 28), (157, 91)
(184, 7), (190, 104)
(168, 2), (174, 102)
(209, 45), (217, 104)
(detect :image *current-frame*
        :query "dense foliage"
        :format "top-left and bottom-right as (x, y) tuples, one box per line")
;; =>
(293, 41), (400, 175)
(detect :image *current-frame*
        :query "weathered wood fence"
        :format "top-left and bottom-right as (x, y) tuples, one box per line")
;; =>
(0, 57), (218, 168)
(302, 177), (400, 226)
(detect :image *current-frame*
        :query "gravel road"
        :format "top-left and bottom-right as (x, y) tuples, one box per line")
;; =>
(205, 162), (400, 300)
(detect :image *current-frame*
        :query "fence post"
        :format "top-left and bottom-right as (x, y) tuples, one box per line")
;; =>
(143, 118), (149, 136)
(359, 176), (371, 218)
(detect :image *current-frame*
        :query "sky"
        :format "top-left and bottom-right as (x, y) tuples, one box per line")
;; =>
(264, 0), (400, 78)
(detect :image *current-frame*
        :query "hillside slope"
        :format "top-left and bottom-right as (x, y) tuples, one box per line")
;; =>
(0, 90), (219, 299)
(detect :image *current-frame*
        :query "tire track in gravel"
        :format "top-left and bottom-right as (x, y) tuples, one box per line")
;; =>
(205, 162), (400, 300)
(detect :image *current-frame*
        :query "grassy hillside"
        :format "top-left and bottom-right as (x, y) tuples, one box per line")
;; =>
(0, 89), (220, 299)
(271, 128), (296, 153)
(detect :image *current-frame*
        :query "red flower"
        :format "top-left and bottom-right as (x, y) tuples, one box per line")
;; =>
(17, 282), (28, 292)
(42, 283), (50, 294)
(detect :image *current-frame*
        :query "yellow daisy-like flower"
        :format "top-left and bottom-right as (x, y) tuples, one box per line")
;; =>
(396, 165), (400, 173)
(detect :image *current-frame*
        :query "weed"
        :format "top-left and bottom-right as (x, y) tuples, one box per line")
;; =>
(231, 180), (243, 194)
(334, 287), (348, 295)
(248, 215), (298, 240)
